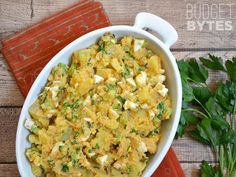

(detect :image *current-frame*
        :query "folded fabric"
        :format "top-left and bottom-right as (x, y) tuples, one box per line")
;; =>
(152, 148), (185, 177)
(1, 1), (185, 176)
(2, 0), (110, 97)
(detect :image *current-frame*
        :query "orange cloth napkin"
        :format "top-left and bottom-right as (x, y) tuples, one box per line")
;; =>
(1, 1), (185, 176)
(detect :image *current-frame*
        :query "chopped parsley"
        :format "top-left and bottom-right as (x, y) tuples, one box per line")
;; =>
(94, 143), (100, 149)
(61, 164), (69, 172)
(106, 83), (116, 90)
(116, 96), (126, 104)
(130, 128), (138, 134)
(122, 66), (131, 78)
(156, 102), (165, 119)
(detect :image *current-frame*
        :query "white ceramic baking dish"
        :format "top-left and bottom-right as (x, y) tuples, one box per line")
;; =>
(16, 12), (182, 177)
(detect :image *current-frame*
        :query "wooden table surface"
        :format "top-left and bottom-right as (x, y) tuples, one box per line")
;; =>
(0, 0), (235, 176)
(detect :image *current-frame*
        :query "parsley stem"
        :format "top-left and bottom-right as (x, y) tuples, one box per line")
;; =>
(182, 108), (208, 119)
(194, 98), (212, 119)
(219, 145), (225, 177)
(188, 78), (208, 87)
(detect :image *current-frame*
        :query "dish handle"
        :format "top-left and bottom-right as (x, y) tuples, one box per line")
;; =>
(134, 12), (178, 48)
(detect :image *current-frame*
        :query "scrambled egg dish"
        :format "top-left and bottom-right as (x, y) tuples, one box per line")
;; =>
(25, 33), (172, 177)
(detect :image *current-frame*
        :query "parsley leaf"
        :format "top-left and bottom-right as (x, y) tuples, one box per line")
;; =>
(200, 161), (221, 177)
(191, 118), (219, 146)
(176, 110), (198, 138)
(200, 54), (226, 71)
(215, 81), (236, 112)
(225, 57), (236, 81)
(188, 59), (208, 83)
(177, 56), (236, 177)
(205, 97), (226, 118)
(192, 86), (212, 104)
(181, 76), (195, 102)
(177, 60), (189, 75)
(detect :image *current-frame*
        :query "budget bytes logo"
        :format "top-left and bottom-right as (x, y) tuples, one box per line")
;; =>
(186, 3), (233, 31)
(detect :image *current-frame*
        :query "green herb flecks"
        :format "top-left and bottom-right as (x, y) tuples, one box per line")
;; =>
(61, 164), (69, 172)
(122, 66), (131, 78)
(106, 83), (116, 90)
(116, 96), (126, 104)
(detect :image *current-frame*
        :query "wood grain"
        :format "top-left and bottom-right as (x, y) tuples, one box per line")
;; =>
(0, 107), (20, 162)
(0, 54), (24, 106)
(0, 164), (19, 177)
(0, 163), (202, 177)
(1, 0), (236, 49)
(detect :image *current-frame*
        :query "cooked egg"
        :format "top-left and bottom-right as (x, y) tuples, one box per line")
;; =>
(126, 78), (136, 87)
(108, 108), (119, 119)
(24, 119), (35, 130)
(124, 100), (138, 110)
(135, 71), (147, 86)
(158, 87), (168, 97)
(94, 75), (104, 84)
(137, 141), (147, 153)
(97, 155), (108, 166)
(134, 39), (145, 52)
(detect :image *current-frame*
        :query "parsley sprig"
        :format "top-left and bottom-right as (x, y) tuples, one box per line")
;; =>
(176, 54), (236, 177)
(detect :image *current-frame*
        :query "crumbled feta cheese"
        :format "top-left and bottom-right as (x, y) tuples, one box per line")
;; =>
(83, 95), (91, 106)
(114, 163), (121, 169)
(157, 75), (166, 83)
(84, 117), (92, 122)
(97, 155), (108, 166)
(51, 142), (64, 154)
(114, 163), (123, 169)
(148, 110), (155, 120)
(158, 87), (168, 97)
(50, 86), (59, 101)
(155, 83), (164, 89)
(129, 70), (134, 77)
(51, 86), (59, 91)
(135, 71), (147, 86)
(88, 150), (96, 157)
(53, 80), (61, 84)
(24, 119), (35, 130)
(111, 39), (116, 44)
(109, 108), (119, 119)
(113, 162), (126, 170)
(137, 141), (147, 153)
(94, 75), (104, 84)
(134, 39), (145, 52)
(160, 69), (165, 74)
(106, 77), (117, 83)
(89, 58), (96, 64)
(81, 134), (90, 141)
(117, 81), (123, 85)
(92, 94), (98, 99)
(47, 109), (57, 118)
(124, 100), (138, 110)
(140, 103), (150, 109)
(126, 78), (136, 87)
